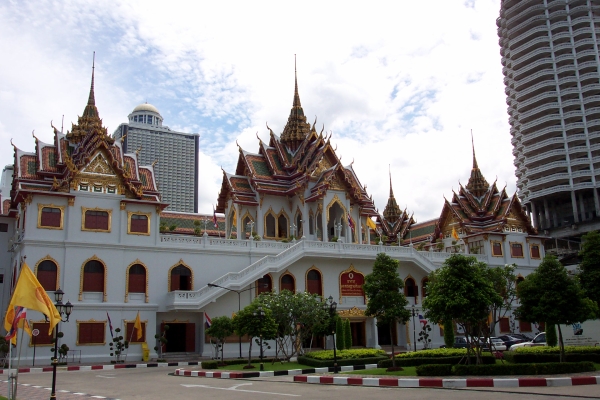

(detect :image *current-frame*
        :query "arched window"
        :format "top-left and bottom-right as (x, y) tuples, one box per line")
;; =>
(170, 265), (192, 291)
(280, 273), (295, 293)
(306, 269), (322, 297)
(37, 260), (58, 291)
(83, 260), (105, 293)
(309, 211), (314, 235)
(404, 277), (416, 298)
(278, 214), (288, 238)
(421, 277), (429, 298)
(266, 213), (276, 237)
(257, 274), (272, 295)
(128, 264), (146, 294)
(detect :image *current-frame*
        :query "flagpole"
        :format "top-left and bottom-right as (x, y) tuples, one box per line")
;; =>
(7, 336), (12, 400)
(13, 327), (25, 400)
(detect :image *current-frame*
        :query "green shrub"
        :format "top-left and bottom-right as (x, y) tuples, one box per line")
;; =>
(503, 352), (600, 364)
(378, 355), (496, 368)
(343, 319), (352, 350)
(336, 318), (344, 350)
(512, 346), (600, 354)
(202, 360), (219, 369)
(416, 364), (453, 376)
(453, 361), (595, 376)
(302, 349), (386, 360)
(297, 355), (388, 368)
(214, 358), (264, 366)
(443, 320), (454, 348)
(395, 348), (470, 358)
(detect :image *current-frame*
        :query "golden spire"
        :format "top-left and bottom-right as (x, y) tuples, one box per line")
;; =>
(83, 51), (99, 119)
(466, 131), (490, 197)
(66, 52), (109, 144)
(383, 167), (401, 224)
(280, 55), (311, 151)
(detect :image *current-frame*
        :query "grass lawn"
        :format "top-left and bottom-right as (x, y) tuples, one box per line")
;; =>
(217, 361), (308, 371)
(343, 367), (418, 376)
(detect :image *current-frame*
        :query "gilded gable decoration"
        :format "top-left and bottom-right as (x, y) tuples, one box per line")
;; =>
(326, 194), (347, 222)
(337, 306), (365, 318)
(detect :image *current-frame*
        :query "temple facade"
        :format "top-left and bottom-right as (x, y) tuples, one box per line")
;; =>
(0, 63), (545, 363)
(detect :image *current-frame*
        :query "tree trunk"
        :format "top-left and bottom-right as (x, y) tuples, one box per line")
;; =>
(390, 324), (396, 368)
(557, 324), (565, 363)
(220, 340), (225, 364)
(247, 340), (253, 367)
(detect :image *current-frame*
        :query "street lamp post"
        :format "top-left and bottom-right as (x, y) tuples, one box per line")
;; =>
(253, 306), (265, 371)
(411, 305), (417, 352)
(207, 283), (267, 358)
(49, 288), (73, 400)
(323, 295), (338, 373)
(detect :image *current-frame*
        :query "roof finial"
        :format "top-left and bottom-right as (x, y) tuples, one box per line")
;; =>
(471, 129), (478, 169)
(88, 51), (96, 107)
(389, 164), (394, 197)
(293, 54), (300, 108)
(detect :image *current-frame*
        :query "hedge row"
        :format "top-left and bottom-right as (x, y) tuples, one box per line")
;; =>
(503, 352), (600, 364)
(302, 349), (386, 360)
(452, 362), (596, 376)
(415, 364), (453, 376)
(202, 358), (266, 367)
(512, 346), (600, 355)
(395, 348), (471, 358)
(297, 355), (388, 368)
(378, 355), (496, 368)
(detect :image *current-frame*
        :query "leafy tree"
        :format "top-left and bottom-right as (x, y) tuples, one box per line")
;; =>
(335, 318), (344, 350)
(254, 290), (329, 359)
(546, 323), (557, 347)
(422, 254), (502, 364)
(343, 319), (352, 350)
(443, 320), (454, 348)
(363, 253), (410, 369)
(109, 327), (129, 363)
(206, 316), (234, 364)
(578, 230), (600, 314)
(515, 255), (598, 362)
(233, 302), (277, 367)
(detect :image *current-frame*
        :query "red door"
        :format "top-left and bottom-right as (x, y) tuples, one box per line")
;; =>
(185, 323), (196, 352)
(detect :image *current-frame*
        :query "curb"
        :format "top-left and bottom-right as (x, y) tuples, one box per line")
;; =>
(293, 375), (600, 387)
(0, 361), (200, 375)
(174, 364), (379, 379)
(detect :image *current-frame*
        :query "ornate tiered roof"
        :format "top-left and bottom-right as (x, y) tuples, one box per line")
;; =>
(216, 67), (377, 217)
(8, 60), (165, 214)
(378, 173), (416, 243)
(432, 142), (536, 240)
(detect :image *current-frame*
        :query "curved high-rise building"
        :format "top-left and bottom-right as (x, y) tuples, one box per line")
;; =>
(498, 0), (600, 238)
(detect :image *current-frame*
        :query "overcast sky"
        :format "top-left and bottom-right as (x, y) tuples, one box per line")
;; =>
(0, 0), (514, 222)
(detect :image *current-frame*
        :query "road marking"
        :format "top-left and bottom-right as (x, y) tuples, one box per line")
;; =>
(96, 374), (116, 378)
(181, 383), (301, 397)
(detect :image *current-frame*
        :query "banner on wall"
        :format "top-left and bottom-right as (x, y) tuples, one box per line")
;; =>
(340, 265), (365, 297)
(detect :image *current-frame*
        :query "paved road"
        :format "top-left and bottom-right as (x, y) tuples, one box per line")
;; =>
(4, 368), (600, 400)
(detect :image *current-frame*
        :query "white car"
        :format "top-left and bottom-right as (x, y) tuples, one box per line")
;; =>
(479, 337), (507, 351)
(510, 332), (546, 349)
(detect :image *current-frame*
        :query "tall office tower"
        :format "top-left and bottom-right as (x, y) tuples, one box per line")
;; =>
(498, 0), (600, 239)
(113, 104), (199, 213)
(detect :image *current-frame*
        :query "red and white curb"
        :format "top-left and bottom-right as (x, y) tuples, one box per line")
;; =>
(175, 364), (378, 379)
(0, 361), (199, 375)
(293, 375), (600, 387)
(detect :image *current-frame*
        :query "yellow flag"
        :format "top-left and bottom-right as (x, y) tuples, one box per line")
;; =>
(4, 263), (61, 336)
(366, 217), (377, 230)
(134, 311), (143, 340)
(451, 227), (459, 240)
(232, 208), (237, 227)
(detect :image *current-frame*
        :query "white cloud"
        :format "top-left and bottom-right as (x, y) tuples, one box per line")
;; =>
(0, 0), (515, 221)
